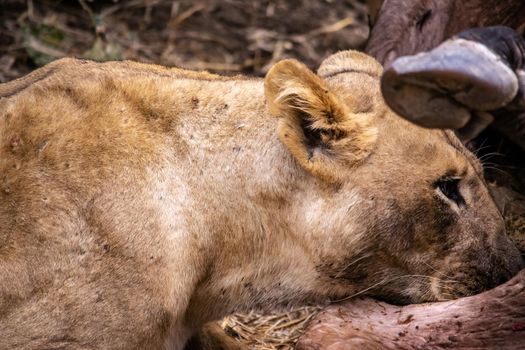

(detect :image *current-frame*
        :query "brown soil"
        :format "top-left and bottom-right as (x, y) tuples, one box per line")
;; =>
(0, 0), (369, 82)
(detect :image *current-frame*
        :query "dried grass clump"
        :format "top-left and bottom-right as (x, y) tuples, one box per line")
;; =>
(219, 306), (321, 350)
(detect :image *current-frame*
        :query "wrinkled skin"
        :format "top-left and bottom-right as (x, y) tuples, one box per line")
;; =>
(0, 52), (521, 349)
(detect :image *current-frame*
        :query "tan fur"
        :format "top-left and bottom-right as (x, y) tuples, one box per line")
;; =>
(0, 51), (521, 350)
(265, 58), (377, 182)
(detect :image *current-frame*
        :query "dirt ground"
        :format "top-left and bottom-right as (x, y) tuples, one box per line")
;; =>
(1, 1), (524, 349)
(0, 0), (370, 82)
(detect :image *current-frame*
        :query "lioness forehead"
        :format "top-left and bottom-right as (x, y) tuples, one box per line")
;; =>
(372, 110), (481, 172)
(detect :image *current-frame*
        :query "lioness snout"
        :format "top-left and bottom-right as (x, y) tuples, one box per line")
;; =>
(481, 228), (524, 293)
(487, 235), (524, 288)
(434, 234), (523, 299)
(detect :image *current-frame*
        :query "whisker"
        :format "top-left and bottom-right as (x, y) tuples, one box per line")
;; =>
(482, 166), (509, 176)
(472, 143), (490, 155)
(334, 254), (371, 279)
(478, 151), (506, 161)
(480, 161), (500, 167)
(330, 273), (458, 303)
(420, 261), (456, 280)
(330, 277), (391, 303)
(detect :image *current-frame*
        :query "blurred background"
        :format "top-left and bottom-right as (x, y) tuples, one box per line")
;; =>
(0, 0), (370, 82)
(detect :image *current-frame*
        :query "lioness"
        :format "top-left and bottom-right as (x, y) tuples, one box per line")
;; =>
(0, 51), (522, 350)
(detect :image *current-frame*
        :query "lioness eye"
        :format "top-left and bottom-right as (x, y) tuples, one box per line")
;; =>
(435, 178), (465, 207)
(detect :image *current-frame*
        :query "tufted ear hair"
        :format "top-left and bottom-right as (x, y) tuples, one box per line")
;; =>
(264, 58), (377, 183)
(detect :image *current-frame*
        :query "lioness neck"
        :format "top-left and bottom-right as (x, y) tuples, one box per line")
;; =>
(162, 78), (326, 326)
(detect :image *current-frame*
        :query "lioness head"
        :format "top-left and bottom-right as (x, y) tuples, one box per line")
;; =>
(264, 51), (523, 304)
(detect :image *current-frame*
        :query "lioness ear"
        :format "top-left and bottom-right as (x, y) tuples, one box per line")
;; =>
(265, 59), (377, 182)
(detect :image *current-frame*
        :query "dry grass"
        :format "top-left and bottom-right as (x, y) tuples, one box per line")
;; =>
(220, 306), (321, 350)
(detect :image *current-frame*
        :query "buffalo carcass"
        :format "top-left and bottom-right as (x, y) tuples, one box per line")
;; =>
(297, 269), (525, 350)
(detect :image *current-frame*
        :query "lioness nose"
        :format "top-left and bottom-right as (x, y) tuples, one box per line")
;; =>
(487, 244), (524, 289)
